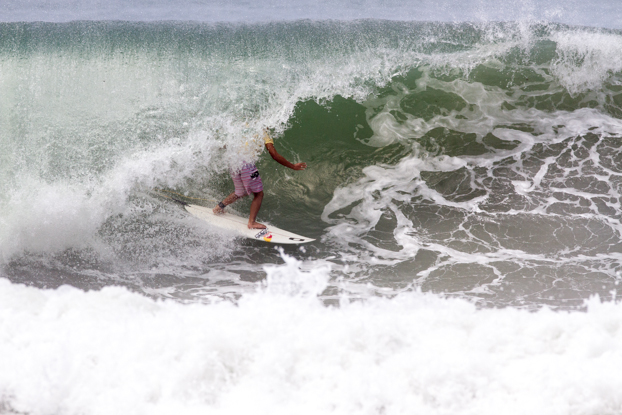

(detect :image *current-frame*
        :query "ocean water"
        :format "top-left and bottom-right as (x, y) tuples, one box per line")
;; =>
(2, 1), (622, 414)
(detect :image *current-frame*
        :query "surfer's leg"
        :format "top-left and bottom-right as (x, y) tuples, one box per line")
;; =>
(214, 169), (249, 214)
(248, 191), (266, 229)
(213, 192), (241, 214)
(242, 164), (266, 229)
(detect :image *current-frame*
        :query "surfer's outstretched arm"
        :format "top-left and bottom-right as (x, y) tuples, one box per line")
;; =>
(265, 143), (307, 170)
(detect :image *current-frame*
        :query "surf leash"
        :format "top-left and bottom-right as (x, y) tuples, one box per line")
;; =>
(152, 188), (217, 207)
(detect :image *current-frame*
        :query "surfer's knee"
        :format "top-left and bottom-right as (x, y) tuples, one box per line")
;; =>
(253, 191), (264, 199)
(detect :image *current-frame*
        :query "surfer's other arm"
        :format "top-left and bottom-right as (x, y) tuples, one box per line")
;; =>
(265, 143), (307, 170)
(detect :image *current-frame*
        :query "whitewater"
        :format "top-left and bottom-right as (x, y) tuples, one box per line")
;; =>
(2, 0), (622, 414)
(2, 261), (622, 415)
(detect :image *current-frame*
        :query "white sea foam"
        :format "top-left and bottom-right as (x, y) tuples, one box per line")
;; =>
(1, 253), (622, 414)
(552, 30), (622, 95)
(320, 52), (622, 305)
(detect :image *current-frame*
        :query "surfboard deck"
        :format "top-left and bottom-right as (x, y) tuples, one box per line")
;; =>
(184, 204), (315, 244)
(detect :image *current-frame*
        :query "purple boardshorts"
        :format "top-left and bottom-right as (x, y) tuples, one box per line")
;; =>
(231, 163), (264, 197)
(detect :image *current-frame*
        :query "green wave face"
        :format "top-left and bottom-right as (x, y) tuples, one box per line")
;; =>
(2, 20), (622, 308)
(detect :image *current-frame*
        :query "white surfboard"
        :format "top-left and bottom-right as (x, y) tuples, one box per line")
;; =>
(184, 203), (315, 244)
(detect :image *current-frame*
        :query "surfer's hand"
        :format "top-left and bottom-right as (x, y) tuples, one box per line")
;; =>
(293, 162), (307, 170)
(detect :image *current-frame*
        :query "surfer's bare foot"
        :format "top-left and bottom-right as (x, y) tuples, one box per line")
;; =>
(248, 221), (267, 229)
(213, 206), (224, 214)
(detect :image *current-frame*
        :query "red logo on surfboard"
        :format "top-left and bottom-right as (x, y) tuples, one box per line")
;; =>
(255, 229), (272, 242)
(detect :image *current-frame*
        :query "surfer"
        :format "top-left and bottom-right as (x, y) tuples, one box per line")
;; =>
(213, 129), (307, 229)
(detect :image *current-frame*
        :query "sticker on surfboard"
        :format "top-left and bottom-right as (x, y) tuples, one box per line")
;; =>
(254, 229), (274, 242)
